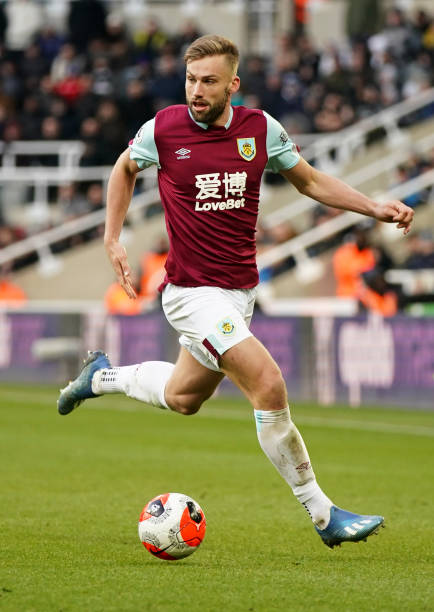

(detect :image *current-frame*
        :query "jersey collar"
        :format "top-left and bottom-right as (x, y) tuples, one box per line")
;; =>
(187, 106), (233, 130)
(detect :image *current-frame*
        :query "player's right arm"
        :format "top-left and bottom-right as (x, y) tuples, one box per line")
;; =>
(104, 148), (142, 299)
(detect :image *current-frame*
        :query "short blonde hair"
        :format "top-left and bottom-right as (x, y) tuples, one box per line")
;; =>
(184, 34), (239, 75)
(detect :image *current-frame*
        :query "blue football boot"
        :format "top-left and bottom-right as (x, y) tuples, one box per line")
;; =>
(57, 350), (111, 415)
(315, 505), (384, 549)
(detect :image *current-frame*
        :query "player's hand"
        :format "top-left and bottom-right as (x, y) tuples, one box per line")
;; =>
(374, 200), (414, 235)
(105, 240), (138, 299)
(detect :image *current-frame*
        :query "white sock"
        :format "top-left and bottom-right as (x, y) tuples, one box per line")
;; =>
(92, 361), (175, 410)
(254, 407), (332, 529)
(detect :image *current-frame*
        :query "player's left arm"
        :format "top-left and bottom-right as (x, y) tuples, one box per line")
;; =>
(281, 157), (414, 235)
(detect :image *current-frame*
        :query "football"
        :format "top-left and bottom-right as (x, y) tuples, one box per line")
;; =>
(138, 492), (206, 560)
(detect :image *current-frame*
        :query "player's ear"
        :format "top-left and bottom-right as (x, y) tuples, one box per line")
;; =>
(230, 75), (240, 94)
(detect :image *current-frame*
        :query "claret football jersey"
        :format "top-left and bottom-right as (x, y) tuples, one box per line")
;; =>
(129, 104), (300, 290)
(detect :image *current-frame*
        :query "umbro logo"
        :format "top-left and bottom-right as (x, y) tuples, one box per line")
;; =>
(175, 147), (191, 159)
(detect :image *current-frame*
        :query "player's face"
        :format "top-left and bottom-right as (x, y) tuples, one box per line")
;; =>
(186, 55), (240, 126)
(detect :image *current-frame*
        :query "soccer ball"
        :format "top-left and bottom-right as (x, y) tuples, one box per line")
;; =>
(138, 492), (206, 560)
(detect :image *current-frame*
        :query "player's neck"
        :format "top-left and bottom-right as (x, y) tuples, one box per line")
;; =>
(211, 103), (232, 127)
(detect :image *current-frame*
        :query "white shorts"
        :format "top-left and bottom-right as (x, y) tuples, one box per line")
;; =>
(162, 283), (257, 372)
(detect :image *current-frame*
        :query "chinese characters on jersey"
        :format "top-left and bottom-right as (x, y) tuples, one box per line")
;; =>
(194, 171), (247, 211)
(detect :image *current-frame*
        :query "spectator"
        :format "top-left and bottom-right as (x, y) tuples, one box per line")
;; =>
(122, 78), (154, 135)
(0, 263), (27, 307)
(333, 226), (377, 297)
(172, 20), (202, 57)
(150, 54), (184, 110)
(403, 230), (434, 269)
(95, 99), (126, 163)
(50, 43), (84, 84)
(19, 95), (44, 140)
(1, 118), (22, 143)
(86, 182), (104, 213)
(346, 0), (382, 41)
(104, 279), (143, 315)
(333, 225), (400, 315)
(33, 74), (55, 116)
(5, 0), (43, 56)
(74, 74), (99, 121)
(58, 183), (90, 221)
(78, 116), (105, 166)
(139, 237), (168, 303)
(133, 17), (168, 63)
(81, 182), (105, 241)
(356, 83), (382, 119)
(240, 55), (267, 98)
(40, 115), (62, 140)
(260, 72), (289, 120)
(48, 97), (78, 139)
(67, 0), (107, 53)
(358, 267), (399, 316)
(35, 25), (65, 62)
(91, 56), (114, 97)
(20, 43), (49, 83)
(106, 14), (134, 73)
(0, 60), (22, 100)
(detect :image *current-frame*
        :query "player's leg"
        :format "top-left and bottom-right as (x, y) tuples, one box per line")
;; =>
(95, 346), (223, 413)
(220, 336), (384, 547)
(220, 336), (332, 527)
(164, 347), (224, 414)
(58, 347), (223, 416)
(58, 285), (233, 416)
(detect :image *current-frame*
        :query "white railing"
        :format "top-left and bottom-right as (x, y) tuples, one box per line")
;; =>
(0, 187), (161, 271)
(0, 165), (157, 220)
(257, 168), (434, 272)
(262, 131), (434, 229)
(0, 139), (158, 222)
(385, 269), (434, 295)
(300, 87), (434, 170)
(0, 166), (114, 182)
(289, 89), (434, 165)
(0, 140), (85, 168)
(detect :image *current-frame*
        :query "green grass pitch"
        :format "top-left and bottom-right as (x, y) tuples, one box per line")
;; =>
(1, 385), (433, 612)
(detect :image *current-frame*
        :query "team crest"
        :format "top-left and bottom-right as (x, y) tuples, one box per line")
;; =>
(217, 317), (235, 335)
(237, 138), (256, 161)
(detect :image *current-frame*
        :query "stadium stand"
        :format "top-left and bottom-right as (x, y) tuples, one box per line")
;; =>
(0, 0), (433, 313)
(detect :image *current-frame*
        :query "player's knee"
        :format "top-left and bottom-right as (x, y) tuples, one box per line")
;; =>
(177, 402), (202, 416)
(256, 366), (286, 407)
(167, 394), (203, 415)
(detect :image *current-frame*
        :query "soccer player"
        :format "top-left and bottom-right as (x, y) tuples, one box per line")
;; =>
(58, 35), (414, 548)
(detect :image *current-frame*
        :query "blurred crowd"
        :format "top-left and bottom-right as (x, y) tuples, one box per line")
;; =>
(0, 2), (433, 154)
(241, 7), (434, 135)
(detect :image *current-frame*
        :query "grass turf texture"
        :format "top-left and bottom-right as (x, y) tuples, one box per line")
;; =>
(1, 385), (433, 612)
